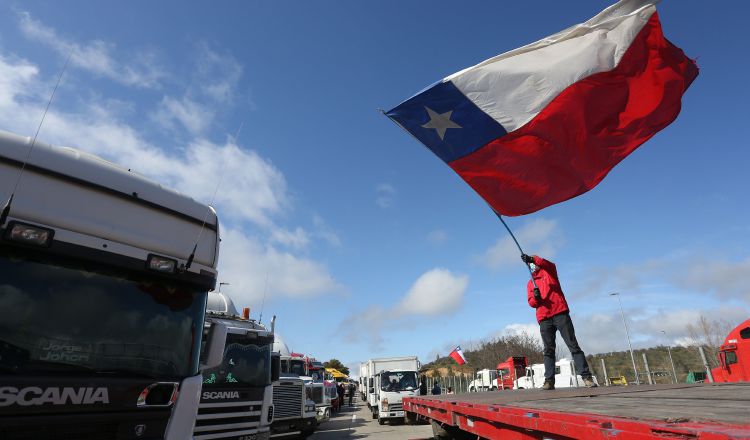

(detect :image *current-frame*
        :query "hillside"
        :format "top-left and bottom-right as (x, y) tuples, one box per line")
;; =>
(423, 336), (713, 384)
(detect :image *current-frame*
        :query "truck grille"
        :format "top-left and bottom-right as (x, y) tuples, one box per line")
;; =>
(273, 382), (302, 420)
(193, 400), (264, 440)
(388, 402), (403, 412)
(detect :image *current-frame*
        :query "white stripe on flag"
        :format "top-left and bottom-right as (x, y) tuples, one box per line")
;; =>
(446, 0), (656, 132)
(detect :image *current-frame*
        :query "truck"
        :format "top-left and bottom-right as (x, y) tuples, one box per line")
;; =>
(496, 356), (528, 390)
(359, 362), (370, 401)
(0, 130), (227, 439)
(712, 318), (750, 383)
(193, 291), (277, 440)
(268, 334), (317, 438)
(514, 358), (598, 389)
(467, 369), (498, 392)
(364, 356), (421, 425)
(405, 383), (750, 440)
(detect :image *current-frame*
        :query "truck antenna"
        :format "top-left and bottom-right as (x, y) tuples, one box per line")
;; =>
(258, 272), (269, 324)
(1, 50), (73, 226)
(183, 122), (244, 270)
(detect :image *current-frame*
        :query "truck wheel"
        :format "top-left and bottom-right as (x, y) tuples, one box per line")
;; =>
(432, 421), (474, 440)
(405, 412), (417, 425)
(372, 410), (378, 420)
(300, 427), (315, 438)
(469, 387), (475, 392)
(378, 418), (385, 425)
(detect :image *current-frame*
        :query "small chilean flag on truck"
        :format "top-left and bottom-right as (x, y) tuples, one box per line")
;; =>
(449, 346), (467, 365)
(386, 0), (697, 216)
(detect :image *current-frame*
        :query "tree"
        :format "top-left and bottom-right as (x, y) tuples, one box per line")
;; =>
(323, 359), (349, 376)
(686, 315), (733, 367)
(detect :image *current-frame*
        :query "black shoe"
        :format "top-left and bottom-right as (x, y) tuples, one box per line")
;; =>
(542, 380), (555, 390)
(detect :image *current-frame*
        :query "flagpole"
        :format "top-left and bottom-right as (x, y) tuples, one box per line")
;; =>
(493, 211), (541, 296)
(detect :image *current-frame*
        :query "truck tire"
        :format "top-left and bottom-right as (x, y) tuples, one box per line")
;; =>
(405, 412), (418, 425)
(372, 410), (378, 420)
(431, 421), (475, 440)
(469, 387), (475, 392)
(378, 417), (385, 425)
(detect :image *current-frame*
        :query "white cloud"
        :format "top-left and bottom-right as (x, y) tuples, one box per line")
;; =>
(17, 11), (165, 88)
(398, 268), (469, 316)
(676, 258), (750, 303)
(152, 96), (215, 135)
(218, 227), (344, 304)
(270, 227), (310, 249)
(312, 214), (342, 248)
(375, 183), (396, 208)
(478, 218), (564, 270)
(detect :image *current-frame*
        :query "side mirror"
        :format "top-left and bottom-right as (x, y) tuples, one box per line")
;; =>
(271, 354), (281, 382)
(200, 321), (228, 370)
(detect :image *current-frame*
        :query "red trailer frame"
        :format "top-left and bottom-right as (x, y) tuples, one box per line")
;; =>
(404, 383), (750, 439)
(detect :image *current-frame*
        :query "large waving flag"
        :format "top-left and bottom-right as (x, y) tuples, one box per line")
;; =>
(449, 346), (467, 365)
(386, 0), (697, 216)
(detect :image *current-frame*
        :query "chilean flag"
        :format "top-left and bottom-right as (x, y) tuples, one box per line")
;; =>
(386, 0), (698, 216)
(449, 346), (467, 365)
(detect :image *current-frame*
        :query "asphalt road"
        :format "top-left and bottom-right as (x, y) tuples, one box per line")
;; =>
(308, 397), (433, 440)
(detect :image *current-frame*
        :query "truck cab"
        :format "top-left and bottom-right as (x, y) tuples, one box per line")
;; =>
(515, 359), (598, 389)
(269, 335), (317, 438)
(496, 356), (528, 390)
(0, 130), (225, 439)
(468, 369), (498, 392)
(193, 292), (275, 440)
(712, 319), (750, 383)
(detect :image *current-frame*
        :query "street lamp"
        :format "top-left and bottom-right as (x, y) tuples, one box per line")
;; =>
(219, 282), (230, 292)
(610, 292), (640, 385)
(661, 330), (678, 384)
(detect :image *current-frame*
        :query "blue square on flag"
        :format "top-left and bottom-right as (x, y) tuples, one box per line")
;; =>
(386, 80), (507, 163)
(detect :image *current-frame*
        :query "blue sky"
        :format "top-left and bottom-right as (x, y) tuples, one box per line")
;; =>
(0, 1), (748, 375)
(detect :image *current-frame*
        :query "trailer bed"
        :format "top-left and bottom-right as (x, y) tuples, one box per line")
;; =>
(404, 383), (750, 439)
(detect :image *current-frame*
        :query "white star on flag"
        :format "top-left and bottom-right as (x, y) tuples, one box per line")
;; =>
(422, 107), (461, 140)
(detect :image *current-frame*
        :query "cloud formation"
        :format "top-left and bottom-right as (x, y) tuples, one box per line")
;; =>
(337, 268), (469, 351)
(17, 11), (165, 88)
(375, 183), (396, 208)
(478, 218), (564, 270)
(398, 269), (468, 316)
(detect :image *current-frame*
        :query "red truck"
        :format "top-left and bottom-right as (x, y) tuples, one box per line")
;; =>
(712, 318), (750, 383)
(495, 356), (528, 390)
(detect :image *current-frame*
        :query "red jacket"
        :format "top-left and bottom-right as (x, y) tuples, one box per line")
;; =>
(526, 256), (569, 322)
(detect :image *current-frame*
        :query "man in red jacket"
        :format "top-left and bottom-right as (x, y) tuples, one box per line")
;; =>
(522, 254), (596, 390)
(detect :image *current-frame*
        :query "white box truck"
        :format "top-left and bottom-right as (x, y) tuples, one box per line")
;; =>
(0, 130), (227, 439)
(364, 356), (420, 425)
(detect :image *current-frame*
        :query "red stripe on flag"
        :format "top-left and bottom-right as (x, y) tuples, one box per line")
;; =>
(450, 349), (466, 365)
(449, 13), (698, 217)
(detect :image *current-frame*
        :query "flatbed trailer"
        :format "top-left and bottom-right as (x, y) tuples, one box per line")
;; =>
(404, 383), (750, 439)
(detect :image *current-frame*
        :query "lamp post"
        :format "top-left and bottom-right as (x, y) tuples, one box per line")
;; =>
(661, 330), (678, 384)
(219, 282), (230, 292)
(610, 292), (640, 385)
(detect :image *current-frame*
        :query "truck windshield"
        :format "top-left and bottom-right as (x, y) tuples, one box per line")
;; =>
(0, 249), (206, 378)
(289, 359), (306, 376)
(202, 335), (271, 387)
(380, 371), (418, 391)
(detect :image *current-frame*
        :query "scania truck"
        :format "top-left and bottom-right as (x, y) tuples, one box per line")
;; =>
(0, 130), (227, 439)
(194, 291), (277, 440)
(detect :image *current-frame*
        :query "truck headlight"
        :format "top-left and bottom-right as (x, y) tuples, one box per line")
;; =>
(381, 398), (388, 411)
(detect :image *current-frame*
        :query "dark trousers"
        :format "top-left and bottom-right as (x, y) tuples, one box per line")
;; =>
(539, 312), (591, 382)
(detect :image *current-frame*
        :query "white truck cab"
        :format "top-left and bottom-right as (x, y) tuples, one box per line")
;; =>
(515, 359), (599, 389)
(364, 356), (420, 425)
(468, 369), (498, 391)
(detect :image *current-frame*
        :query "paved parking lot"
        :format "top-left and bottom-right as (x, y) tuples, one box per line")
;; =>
(308, 398), (433, 440)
